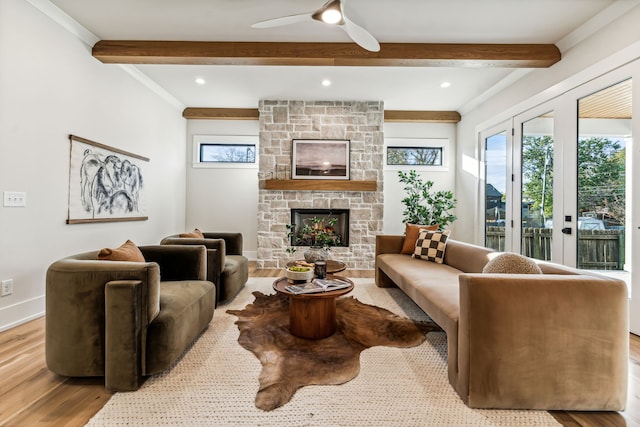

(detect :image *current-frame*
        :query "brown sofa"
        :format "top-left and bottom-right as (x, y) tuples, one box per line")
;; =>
(161, 232), (248, 305)
(46, 245), (215, 391)
(376, 235), (628, 410)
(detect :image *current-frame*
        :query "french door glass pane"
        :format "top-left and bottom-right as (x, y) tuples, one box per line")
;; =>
(577, 79), (631, 271)
(485, 131), (507, 250)
(521, 113), (554, 260)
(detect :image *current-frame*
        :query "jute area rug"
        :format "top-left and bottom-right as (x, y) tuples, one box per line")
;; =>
(85, 277), (560, 427)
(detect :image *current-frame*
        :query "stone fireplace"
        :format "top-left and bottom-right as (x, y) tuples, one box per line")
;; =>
(257, 100), (384, 269)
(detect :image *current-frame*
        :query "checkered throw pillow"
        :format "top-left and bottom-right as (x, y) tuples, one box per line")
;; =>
(413, 230), (450, 263)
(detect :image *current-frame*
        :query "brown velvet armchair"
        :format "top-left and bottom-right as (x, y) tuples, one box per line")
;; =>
(161, 232), (248, 305)
(45, 245), (215, 391)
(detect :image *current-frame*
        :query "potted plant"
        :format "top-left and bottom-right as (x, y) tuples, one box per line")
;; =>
(398, 170), (457, 229)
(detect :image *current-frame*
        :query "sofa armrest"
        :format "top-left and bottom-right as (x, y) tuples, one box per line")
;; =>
(375, 235), (404, 256)
(140, 245), (207, 281)
(457, 273), (628, 410)
(375, 235), (405, 287)
(203, 232), (243, 255)
(105, 280), (145, 391)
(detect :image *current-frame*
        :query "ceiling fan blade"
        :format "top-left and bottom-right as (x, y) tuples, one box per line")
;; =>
(251, 12), (313, 29)
(341, 17), (380, 52)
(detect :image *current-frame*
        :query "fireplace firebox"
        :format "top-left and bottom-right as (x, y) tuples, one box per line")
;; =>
(290, 209), (349, 247)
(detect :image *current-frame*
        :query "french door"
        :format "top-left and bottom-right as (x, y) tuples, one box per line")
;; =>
(482, 62), (640, 334)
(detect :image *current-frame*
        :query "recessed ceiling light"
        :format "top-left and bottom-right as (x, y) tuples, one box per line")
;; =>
(321, 79), (332, 87)
(195, 77), (206, 85)
(440, 81), (451, 88)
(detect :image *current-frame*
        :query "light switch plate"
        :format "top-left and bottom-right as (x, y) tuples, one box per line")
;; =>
(3, 191), (26, 207)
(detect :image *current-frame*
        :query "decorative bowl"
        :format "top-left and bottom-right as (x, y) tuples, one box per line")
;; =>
(286, 266), (314, 283)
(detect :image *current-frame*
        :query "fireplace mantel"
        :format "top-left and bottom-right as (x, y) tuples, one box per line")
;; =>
(264, 179), (377, 192)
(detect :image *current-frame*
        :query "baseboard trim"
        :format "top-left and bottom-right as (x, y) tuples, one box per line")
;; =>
(0, 295), (45, 332)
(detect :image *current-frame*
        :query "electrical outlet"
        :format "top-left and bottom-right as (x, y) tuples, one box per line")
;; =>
(1, 279), (13, 296)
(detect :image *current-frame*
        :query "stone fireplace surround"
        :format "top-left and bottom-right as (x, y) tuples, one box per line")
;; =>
(257, 100), (384, 269)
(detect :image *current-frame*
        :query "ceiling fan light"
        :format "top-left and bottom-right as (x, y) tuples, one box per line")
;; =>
(321, 8), (342, 24)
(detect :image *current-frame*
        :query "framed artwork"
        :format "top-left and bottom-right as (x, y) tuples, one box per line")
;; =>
(291, 139), (350, 180)
(67, 134), (149, 224)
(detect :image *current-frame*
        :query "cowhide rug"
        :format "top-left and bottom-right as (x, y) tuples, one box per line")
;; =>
(227, 291), (440, 411)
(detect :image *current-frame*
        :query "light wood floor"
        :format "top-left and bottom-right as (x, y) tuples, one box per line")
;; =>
(1, 264), (638, 426)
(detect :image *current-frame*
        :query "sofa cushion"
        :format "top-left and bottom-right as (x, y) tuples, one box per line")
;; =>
(400, 223), (439, 255)
(377, 253), (460, 335)
(482, 252), (543, 274)
(98, 240), (145, 262)
(413, 230), (450, 263)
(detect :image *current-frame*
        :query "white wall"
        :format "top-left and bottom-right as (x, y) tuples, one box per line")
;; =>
(455, 3), (640, 245)
(383, 122), (457, 235)
(0, 0), (187, 331)
(186, 120), (260, 259)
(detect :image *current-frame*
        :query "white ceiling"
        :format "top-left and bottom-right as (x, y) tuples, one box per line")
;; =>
(45, 0), (628, 111)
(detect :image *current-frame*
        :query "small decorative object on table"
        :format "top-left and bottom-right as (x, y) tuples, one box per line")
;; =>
(285, 265), (314, 284)
(304, 246), (329, 263)
(314, 260), (327, 279)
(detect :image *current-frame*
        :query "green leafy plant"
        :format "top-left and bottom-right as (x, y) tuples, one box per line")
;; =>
(398, 170), (457, 229)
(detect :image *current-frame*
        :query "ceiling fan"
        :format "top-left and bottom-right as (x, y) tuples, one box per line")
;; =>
(251, 0), (380, 52)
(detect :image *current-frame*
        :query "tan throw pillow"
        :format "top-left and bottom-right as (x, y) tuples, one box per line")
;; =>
(482, 252), (543, 274)
(413, 230), (450, 264)
(98, 240), (145, 262)
(179, 228), (204, 238)
(400, 223), (439, 255)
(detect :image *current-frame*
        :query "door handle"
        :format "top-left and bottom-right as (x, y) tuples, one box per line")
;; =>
(561, 227), (572, 235)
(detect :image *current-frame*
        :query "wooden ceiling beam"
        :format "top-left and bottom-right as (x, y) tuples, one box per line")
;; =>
(182, 107), (461, 123)
(183, 107), (259, 120)
(384, 110), (461, 123)
(94, 41), (560, 68)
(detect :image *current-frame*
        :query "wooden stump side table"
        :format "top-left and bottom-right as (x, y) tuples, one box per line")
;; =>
(272, 276), (354, 340)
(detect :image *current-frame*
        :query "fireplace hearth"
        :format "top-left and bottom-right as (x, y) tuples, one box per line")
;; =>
(290, 209), (349, 248)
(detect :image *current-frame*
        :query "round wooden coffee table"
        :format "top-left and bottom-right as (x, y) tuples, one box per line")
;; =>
(286, 259), (347, 274)
(273, 276), (354, 340)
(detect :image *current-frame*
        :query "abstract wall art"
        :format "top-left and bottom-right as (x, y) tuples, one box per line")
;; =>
(67, 134), (149, 224)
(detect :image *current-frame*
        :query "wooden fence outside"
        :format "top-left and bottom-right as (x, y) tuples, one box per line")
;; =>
(485, 226), (625, 270)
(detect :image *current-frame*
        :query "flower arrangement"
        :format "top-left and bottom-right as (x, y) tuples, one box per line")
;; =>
(286, 215), (341, 254)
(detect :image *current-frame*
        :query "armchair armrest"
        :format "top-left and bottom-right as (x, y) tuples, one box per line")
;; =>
(105, 280), (145, 391)
(457, 273), (628, 410)
(45, 255), (160, 378)
(158, 238), (224, 286)
(203, 232), (243, 255)
(140, 245), (207, 281)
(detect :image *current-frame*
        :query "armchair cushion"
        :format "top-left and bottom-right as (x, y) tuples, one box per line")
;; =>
(98, 240), (145, 262)
(146, 280), (215, 374)
(180, 228), (204, 238)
